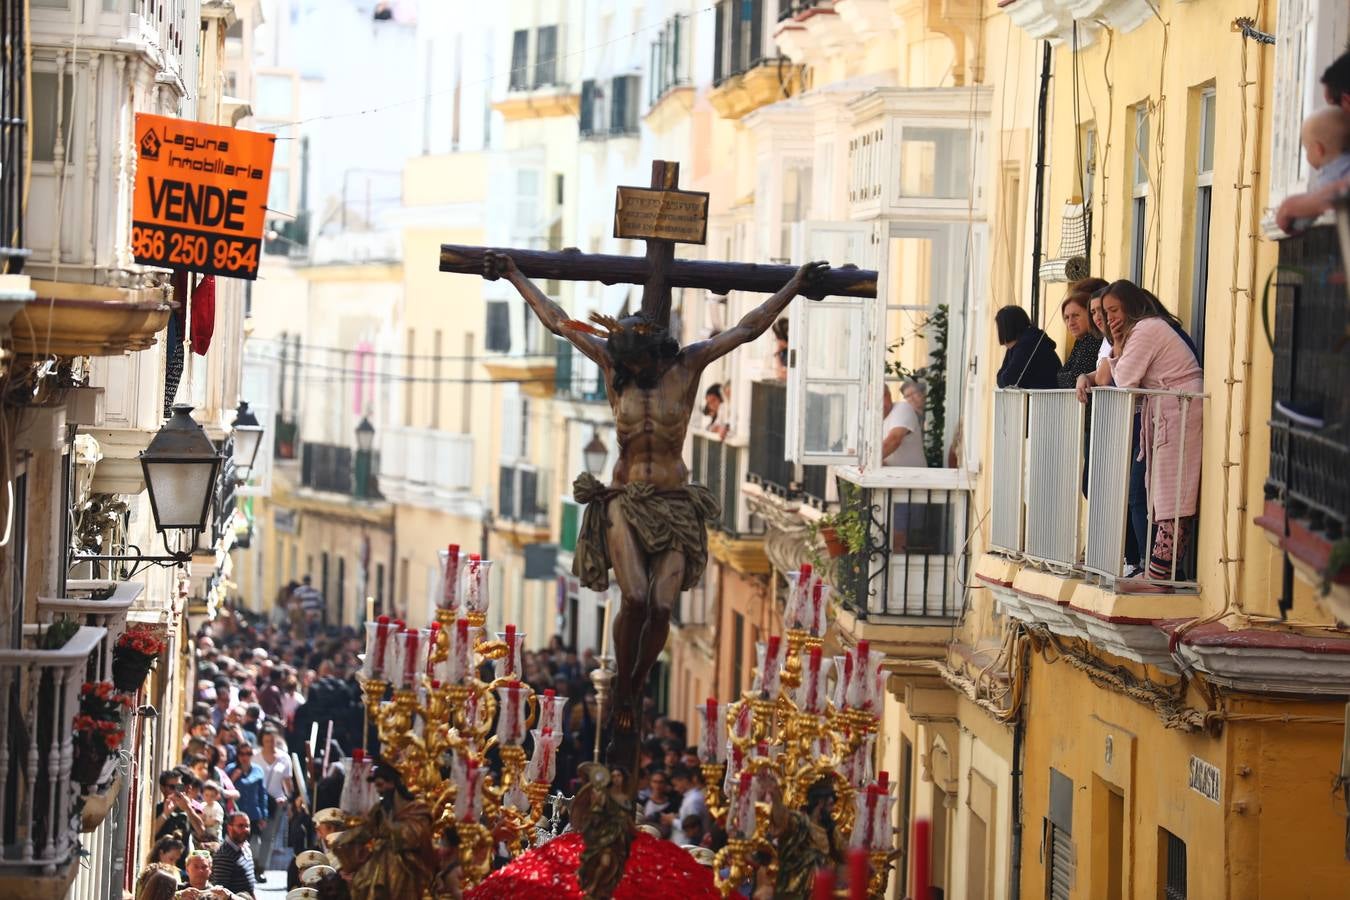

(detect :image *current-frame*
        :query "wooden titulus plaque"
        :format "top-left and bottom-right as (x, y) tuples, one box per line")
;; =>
(613, 186), (709, 245)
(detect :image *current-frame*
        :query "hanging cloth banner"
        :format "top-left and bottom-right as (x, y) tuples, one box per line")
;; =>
(131, 113), (276, 280)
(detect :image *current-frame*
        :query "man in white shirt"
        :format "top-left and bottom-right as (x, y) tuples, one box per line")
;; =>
(668, 765), (708, 845)
(882, 380), (928, 468)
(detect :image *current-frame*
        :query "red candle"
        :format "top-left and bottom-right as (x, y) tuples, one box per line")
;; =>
(811, 869), (835, 900)
(402, 630), (418, 685)
(767, 635), (781, 660)
(913, 819), (931, 900)
(373, 616), (392, 673)
(505, 624), (517, 675)
(443, 544), (460, 605)
(848, 847), (867, 900)
(878, 771), (889, 791)
(469, 552), (481, 561)
(353, 748), (364, 763)
(800, 563), (812, 579)
(809, 645), (822, 667)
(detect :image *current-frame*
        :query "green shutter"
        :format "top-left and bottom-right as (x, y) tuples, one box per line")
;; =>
(560, 499), (579, 554)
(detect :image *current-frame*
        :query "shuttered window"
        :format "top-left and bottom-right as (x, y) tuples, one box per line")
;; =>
(580, 79), (597, 136)
(610, 75), (640, 134)
(1046, 824), (1074, 900)
(1162, 830), (1187, 900)
(534, 25), (558, 87)
(509, 30), (529, 90)
(485, 301), (511, 352)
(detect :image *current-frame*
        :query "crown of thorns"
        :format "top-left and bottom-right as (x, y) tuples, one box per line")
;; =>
(563, 312), (663, 338)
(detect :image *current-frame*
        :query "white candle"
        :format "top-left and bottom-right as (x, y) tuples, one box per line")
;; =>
(365, 595), (375, 624)
(600, 593), (613, 657)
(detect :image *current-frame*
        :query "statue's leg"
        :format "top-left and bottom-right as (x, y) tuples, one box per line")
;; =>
(603, 502), (650, 776)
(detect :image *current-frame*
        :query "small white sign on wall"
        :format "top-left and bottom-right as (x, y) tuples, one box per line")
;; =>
(1188, 756), (1221, 804)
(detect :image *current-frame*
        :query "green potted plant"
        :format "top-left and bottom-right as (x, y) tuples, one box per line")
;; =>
(812, 482), (869, 559)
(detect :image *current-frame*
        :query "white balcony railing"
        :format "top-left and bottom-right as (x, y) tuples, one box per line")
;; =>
(0, 625), (106, 875)
(989, 390), (1026, 554)
(1083, 387), (1203, 588)
(378, 427), (474, 508)
(991, 387), (1203, 590)
(1025, 391), (1085, 566)
(37, 580), (145, 684)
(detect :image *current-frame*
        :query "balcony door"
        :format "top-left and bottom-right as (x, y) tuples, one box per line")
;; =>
(785, 221), (879, 466)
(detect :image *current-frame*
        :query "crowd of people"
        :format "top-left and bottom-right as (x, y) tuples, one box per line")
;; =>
(129, 579), (736, 899)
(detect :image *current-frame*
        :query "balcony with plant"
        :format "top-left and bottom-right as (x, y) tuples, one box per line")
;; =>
(0, 622), (106, 893)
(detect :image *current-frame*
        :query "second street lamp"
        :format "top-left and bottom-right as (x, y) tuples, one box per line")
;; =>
(231, 400), (265, 482)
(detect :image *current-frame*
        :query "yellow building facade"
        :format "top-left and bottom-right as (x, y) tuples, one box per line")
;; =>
(680, 0), (1350, 897)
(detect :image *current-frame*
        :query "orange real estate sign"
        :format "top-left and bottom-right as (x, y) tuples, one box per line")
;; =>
(131, 113), (276, 280)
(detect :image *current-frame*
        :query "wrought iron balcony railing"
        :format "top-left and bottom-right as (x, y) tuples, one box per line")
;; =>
(837, 482), (966, 620)
(1264, 224), (1349, 542)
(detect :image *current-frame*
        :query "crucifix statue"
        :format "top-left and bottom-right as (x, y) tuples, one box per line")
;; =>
(441, 161), (877, 783)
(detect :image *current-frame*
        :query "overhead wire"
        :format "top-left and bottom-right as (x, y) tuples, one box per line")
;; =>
(246, 336), (555, 363)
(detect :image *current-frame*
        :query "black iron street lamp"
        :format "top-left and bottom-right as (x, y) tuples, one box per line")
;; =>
(231, 400), (265, 482)
(140, 403), (224, 551)
(71, 403), (224, 573)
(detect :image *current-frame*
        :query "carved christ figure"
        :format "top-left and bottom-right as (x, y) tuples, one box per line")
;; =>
(481, 252), (829, 758)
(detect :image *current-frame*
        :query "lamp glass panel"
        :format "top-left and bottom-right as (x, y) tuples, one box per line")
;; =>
(145, 461), (217, 529)
(233, 427), (263, 470)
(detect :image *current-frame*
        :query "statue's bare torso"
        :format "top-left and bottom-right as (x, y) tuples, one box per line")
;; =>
(608, 358), (699, 490)
(481, 250), (827, 780)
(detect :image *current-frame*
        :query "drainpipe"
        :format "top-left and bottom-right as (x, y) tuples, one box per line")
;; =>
(1009, 626), (1029, 900)
(1029, 41), (1052, 324)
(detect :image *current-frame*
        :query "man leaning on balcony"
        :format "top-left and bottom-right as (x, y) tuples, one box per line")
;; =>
(882, 381), (928, 468)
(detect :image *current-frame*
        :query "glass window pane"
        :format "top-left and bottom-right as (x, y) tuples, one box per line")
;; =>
(803, 306), (862, 380)
(1133, 107), (1150, 186)
(254, 74), (293, 119)
(31, 72), (74, 163)
(1199, 92), (1216, 174)
(898, 127), (969, 199)
(267, 169), (291, 214)
(803, 383), (860, 456)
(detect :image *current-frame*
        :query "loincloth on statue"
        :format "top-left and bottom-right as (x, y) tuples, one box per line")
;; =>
(571, 471), (722, 594)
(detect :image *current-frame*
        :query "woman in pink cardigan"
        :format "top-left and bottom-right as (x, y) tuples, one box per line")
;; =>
(1075, 281), (1203, 588)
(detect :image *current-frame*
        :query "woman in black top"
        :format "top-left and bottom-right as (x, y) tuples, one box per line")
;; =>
(1055, 290), (1104, 387)
(995, 305), (1060, 389)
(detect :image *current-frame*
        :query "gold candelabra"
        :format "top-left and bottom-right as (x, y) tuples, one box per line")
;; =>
(356, 550), (569, 890)
(699, 566), (897, 898)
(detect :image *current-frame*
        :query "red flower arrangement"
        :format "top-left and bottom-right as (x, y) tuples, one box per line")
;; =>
(71, 680), (128, 785)
(112, 627), (164, 691)
(73, 714), (125, 751)
(115, 627), (166, 659)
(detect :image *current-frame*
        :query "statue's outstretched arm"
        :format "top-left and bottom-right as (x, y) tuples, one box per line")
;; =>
(483, 251), (607, 367)
(683, 261), (829, 370)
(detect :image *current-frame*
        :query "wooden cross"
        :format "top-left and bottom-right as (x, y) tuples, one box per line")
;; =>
(439, 160), (877, 323)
